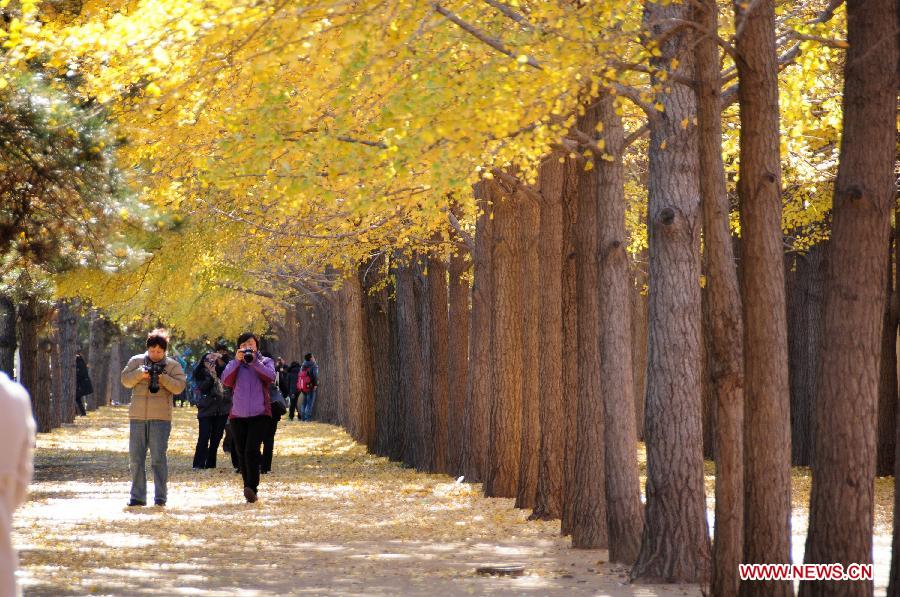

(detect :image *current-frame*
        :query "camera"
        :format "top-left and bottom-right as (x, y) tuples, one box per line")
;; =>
(143, 360), (167, 394)
(241, 349), (255, 364)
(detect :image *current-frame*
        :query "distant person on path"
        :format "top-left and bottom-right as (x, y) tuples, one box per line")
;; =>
(298, 353), (319, 422)
(221, 332), (275, 503)
(275, 357), (290, 397)
(286, 361), (302, 420)
(74, 350), (92, 416)
(192, 348), (232, 469)
(121, 329), (186, 507)
(0, 372), (35, 597)
(172, 352), (190, 408)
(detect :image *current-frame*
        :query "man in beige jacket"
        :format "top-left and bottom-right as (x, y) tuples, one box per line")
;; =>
(0, 372), (35, 597)
(121, 329), (186, 507)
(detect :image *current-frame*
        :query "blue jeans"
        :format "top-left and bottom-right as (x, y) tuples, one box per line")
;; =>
(301, 390), (317, 421)
(129, 420), (171, 503)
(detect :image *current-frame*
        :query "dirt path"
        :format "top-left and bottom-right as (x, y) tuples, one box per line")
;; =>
(14, 406), (700, 596)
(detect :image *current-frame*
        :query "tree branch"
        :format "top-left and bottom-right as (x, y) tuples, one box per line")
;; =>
(447, 211), (475, 252)
(482, 0), (535, 31)
(433, 2), (542, 70)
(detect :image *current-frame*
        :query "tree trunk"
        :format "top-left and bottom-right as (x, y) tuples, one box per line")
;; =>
(462, 183), (494, 483)
(531, 154), (567, 522)
(446, 239), (470, 476)
(362, 255), (398, 458)
(561, 150), (581, 536)
(572, 101), (609, 550)
(52, 301), (78, 425)
(398, 257), (429, 469)
(891, 396), (900, 597)
(0, 294), (15, 377)
(346, 271), (376, 449)
(800, 1), (896, 595)
(631, 263), (648, 442)
(631, 2), (710, 583)
(428, 251), (450, 473)
(696, 2), (746, 593)
(485, 183), (523, 498)
(787, 244), (826, 467)
(516, 189), (541, 509)
(87, 310), (112, 411)
(20, 299), (53, 433)
(733, 3), (792, 594)
(596, 94), (643, 564)
(876, 237), (897, 477)
(701, 286), (716, 461)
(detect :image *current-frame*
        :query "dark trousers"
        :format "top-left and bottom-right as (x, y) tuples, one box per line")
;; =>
(261, 417), (279, 473)
(288, 393), (301, 420)
(193, 415), (228, 468)
(75, 394), (87, 416)
(230, 415), (269, 492)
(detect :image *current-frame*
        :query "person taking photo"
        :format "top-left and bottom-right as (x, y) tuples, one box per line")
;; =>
(220, 332), (275, 503)
(121, 329), (186, 507)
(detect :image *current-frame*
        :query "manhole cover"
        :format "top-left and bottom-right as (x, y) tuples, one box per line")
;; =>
(475, 564), (526, 577)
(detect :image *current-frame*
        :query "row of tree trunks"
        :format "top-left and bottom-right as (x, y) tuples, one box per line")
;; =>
(397, 257), (430, 470)
(0, 294), (15, 377)
(801, 1), (897, 595)
(87, 309), (113, 411)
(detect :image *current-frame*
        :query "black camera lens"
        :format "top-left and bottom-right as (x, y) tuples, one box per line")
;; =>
(242, 351), (254, 363)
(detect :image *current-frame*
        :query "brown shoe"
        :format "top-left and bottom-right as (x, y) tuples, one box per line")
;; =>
(243, 486), (257, 503)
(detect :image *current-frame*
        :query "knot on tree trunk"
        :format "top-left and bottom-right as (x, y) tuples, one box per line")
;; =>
(657, 207), (676, 226)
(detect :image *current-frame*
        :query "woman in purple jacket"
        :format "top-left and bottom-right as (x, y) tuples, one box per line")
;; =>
(220, 332), (275, 503)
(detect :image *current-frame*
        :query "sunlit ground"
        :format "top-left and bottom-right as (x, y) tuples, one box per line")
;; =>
(15, 406), (700, 596)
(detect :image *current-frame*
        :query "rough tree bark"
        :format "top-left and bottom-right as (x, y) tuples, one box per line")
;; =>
(52, 301), (78, 425)
(362, 255), (398, 459)
(560, 149), (580, 536)
(516, 188), (541, 509)
(531, 154), (566, 521)
(484, 183), (523, 498)
(398, 256), (430, 470)
(461, 183), (493, 483)
(696, 1), (746, 593)
(733, 2), (792, 594)
(428, 250), (450, 473)
(0, 294), (15, 377)
(801, 1), (896, 595)
(20, 298), (53, 432)
(630, 262), (648, 443)
(87, 310), (113, 411)
(787, 244), (826, 468)
(595, 94), (644, 564)
(446, 233), (470, 476)
(876, 237), (897, 477)
(631, 2), (711, 583)
(572, 101), (609, 550)
(345, 272), (376, 450)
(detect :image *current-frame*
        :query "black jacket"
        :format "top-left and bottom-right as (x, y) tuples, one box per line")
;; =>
(286, 362), (302, 396)
(75, 355), (93, 397)
(194, 354), (232, 418)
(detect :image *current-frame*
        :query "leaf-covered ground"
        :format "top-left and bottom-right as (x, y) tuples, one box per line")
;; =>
(14, 406), (701, 596)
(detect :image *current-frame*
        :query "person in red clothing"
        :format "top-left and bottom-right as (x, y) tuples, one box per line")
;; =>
(220, 332), (275, 503)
